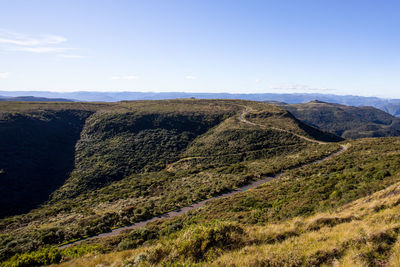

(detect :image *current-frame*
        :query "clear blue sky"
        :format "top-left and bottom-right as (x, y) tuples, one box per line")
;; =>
(0, 0), (399, 97)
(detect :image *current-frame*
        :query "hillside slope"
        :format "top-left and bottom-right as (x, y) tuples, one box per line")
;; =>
(0, 99), (342, 264)
(283, 101), (400, 139)
(51, 100), (341, 201)
(60, 179), (400, 267)
(382, 103), (400, 117)
(32, 137), (400, 267)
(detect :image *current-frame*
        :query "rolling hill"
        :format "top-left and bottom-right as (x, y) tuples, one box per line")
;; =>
(282, 100), (400, 139)
(4, 100), (400, 266)
(0, 99), (343, 264)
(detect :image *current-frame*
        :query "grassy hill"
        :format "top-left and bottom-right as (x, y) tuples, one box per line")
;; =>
(282, 101), (400, 139)
(12, 137), (398, 267)
(4, 137), (400, 266)
(0, 99), (343, 264)
(3, 100), (400, 266)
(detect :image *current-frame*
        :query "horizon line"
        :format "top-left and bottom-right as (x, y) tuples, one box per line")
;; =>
(0, 90), (397, 100)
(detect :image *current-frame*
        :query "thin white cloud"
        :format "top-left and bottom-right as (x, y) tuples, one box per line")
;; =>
(0, 35), (66, 46)
(255, 79), (261, 84)
(12, 47), (71, 53)
(0, 30), (73, 55)
(0, 72), (9, 79)
(40, 35), (67, 45)
(185, 75), (197, 80)
(111, 75), (139, 80)
(0, 38), (37, 46)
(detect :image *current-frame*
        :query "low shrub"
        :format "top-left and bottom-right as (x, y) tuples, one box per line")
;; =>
(147, 221), (246, 263)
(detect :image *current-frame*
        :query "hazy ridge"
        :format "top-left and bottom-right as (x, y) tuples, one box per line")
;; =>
(1, 91), (400, 116)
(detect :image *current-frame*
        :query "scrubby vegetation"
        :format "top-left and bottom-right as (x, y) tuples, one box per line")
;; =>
(51, 111), (226, 200)
(192, 138), (400, 224)
(24, 138), (400, 267)
(23, 178), (400, 267)
(2, 244), (105, 267)
(284, 100), (400, 139)
(5, 100), (400, 266)
(1, 99), (342, 264)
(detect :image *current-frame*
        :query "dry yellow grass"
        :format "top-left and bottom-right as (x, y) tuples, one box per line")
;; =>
(210, 182), (400, 267)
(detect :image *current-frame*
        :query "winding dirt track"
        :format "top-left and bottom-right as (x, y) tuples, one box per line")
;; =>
(60, 107), (348, 248)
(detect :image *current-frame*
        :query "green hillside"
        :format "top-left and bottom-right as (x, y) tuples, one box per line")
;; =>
(282, 101), (400, 139)
(3, 100), (400, 267)
(50, 109), (227, 200)
(0, 99), (343, 264)
(21, 138), (400, 267)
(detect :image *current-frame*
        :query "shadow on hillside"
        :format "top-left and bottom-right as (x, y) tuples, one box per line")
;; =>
(0, 110), (93, 218)
(288, 112), (344, 142)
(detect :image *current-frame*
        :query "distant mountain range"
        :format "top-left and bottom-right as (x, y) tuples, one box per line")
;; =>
(0, 95), (73, 102)
(1, 91), (400, 116)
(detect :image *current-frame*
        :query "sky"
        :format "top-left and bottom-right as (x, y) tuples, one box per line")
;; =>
(0, 0), (399, 98)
